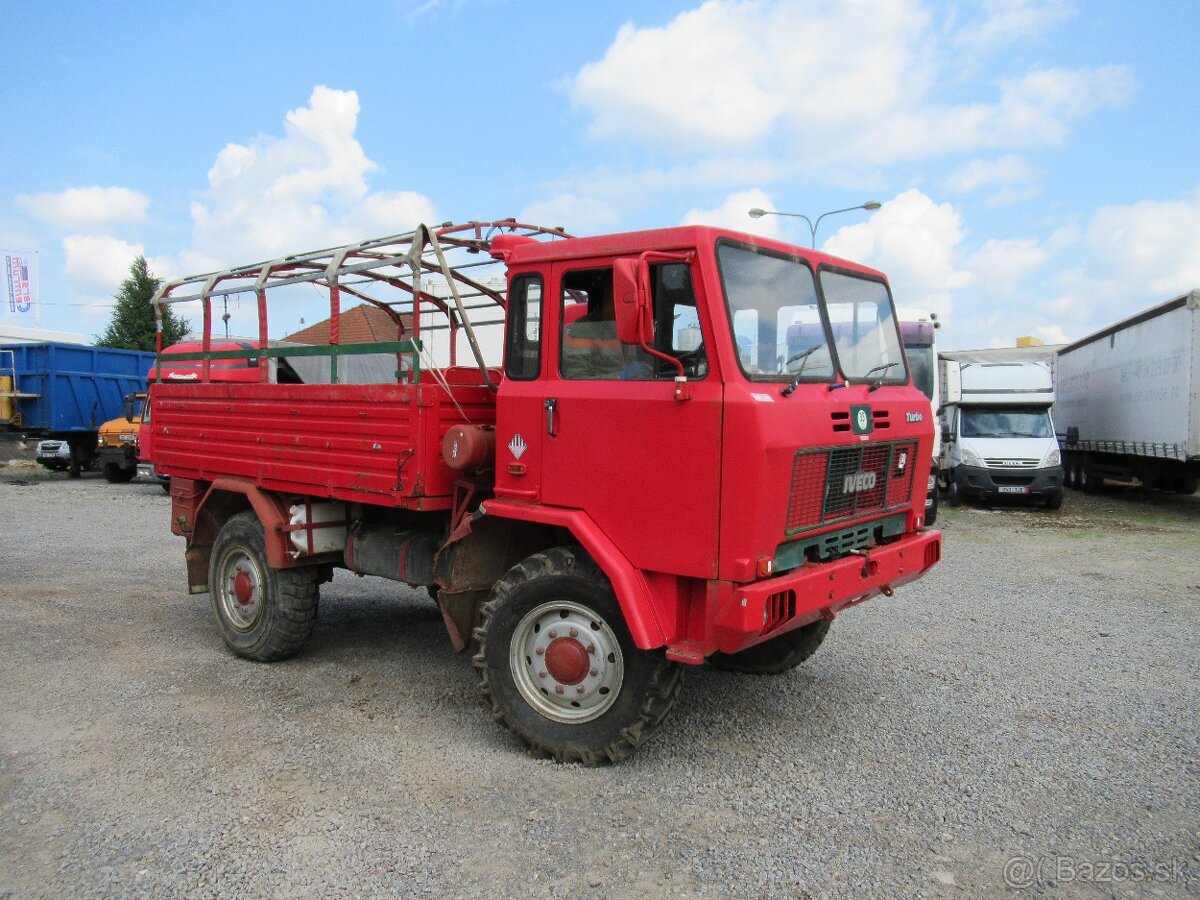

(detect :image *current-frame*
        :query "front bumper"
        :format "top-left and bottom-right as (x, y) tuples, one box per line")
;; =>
(707, 528), (942, 657)
(955, 463), (1062, 500)
(136, 462), (169, 482)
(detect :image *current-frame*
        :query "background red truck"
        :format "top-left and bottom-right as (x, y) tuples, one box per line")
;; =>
(150, 219), (941, 764)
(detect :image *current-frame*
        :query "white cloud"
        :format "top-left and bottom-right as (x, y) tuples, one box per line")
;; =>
(944, 155), (1036, 193)
(571, 0), (930, 155)
(17, 186), (149, 230)
(681, 188), (781, 237)
(520, 158), (785, 235)
(1051, 188), (1200, 328)
(569, 1), (1130, 169)
(186, 86), (436, 271)
(1032, 323), (1070, 345)
(953, 0), (1075, 54)
(967, 237), (1050, 295)
(63, 234), (144, 292)
(822, 189), (971, 323)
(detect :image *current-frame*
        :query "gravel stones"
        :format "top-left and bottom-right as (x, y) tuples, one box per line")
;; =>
(0, 474), (1197, 897)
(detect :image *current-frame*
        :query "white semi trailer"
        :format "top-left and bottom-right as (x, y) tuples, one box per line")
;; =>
(1056, 289), (1200, 495)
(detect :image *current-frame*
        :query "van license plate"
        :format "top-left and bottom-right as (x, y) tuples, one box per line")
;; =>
(998, 486), (1028, 494)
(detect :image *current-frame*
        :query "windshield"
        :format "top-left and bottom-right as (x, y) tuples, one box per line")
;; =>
(961, 407), (1053, 439)
(819, 270), (906, 383)
(716, 242), (905, 385)
(718, 242), (833, 381)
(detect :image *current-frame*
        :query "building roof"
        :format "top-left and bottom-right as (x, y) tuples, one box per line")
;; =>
(284, 304), (410, 344)
(0, 322), (86, 344)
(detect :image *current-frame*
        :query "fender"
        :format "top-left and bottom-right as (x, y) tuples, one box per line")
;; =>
(479, 498), (672, 650)
(173, 476), (307, 591)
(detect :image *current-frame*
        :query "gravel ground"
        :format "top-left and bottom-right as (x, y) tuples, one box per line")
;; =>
(1, 465), (1197, 898)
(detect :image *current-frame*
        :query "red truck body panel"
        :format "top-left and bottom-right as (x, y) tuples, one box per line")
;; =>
(151, 220), (939, 663)
(153, 367), (496, 508)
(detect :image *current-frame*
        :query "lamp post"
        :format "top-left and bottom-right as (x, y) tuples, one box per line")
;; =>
(748, 201), (881, 247)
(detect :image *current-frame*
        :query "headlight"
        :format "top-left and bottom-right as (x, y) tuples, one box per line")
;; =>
(97, 435), (106, 447)
(1043, 448), (1061, 468)
(961, 448), (982, 467)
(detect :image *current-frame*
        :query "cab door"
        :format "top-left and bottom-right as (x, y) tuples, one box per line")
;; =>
(494, 273), (547, 503)
(537, 259), (722, 579)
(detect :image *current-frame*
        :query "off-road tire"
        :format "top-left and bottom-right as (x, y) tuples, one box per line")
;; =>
(925, 480), (939, 527)
(708, 619), (831, 675)
(472, 546), (683, 765)
(209, 511), (320, 662)
(103, 463), (136, 483)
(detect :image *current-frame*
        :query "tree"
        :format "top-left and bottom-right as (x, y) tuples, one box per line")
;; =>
(95, 256), (189, 351)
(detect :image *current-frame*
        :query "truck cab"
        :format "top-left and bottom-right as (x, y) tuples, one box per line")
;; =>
(939, 360), (1063, 508)
(95, 392), (147, 483)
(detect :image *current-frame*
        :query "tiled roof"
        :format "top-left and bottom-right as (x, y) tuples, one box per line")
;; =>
(284, 304), (411, 344)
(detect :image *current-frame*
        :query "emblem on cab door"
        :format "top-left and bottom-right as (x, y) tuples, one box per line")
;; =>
(508, 433), (528, 460)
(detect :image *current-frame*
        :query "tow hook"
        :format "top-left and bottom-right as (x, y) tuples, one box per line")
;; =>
(849, 548), (879, 579)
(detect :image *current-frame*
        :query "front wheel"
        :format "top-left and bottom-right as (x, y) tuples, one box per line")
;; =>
(103, 463), (136, 483)
(709, 619), (831, 675)
(209, 511), (320, 661)
(947, 470), (962, 507)
(473, 547), (683, 765)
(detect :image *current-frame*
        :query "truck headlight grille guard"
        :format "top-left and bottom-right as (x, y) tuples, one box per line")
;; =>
(785, 440), (919, 536)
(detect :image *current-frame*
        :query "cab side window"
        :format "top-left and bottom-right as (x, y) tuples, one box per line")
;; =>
(505, 275), (542, 380)
(560, 262), (706, 380)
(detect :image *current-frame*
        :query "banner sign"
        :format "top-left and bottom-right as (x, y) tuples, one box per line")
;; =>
(5, 251), (36, 317)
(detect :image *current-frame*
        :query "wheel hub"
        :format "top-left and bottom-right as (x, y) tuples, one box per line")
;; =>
(217, 552), (263, 632)
(233, 569), (255, 605)
(544, 636), (590, 685)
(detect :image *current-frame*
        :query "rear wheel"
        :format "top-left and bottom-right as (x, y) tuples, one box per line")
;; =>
(1173, 476), (1199, 496)
(473, 546), (683, 765)
(709, 619), (831, 675)
(103, 462), (136, 483)
(209, 511), (320, 661)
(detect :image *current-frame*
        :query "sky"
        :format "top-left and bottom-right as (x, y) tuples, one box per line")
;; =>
(1, 0), (1198, 351)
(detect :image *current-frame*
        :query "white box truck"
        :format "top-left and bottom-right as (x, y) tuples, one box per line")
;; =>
(939, 356), (1064, 508)
(1056, 289), (1200, 495)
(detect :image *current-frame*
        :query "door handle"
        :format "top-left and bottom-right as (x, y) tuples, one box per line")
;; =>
(545, 398), (558, 437)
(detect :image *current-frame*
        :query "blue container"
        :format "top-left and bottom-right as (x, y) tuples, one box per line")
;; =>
(0, 342), (156, 434)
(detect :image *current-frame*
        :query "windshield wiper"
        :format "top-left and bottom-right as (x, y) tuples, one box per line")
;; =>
(781, 346), (821, 397)
(863, 361), (898, 391)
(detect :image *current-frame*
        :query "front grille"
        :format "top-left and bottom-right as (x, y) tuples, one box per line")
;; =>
(786, 441), (918, 535)
(984, 458), (1038, 468)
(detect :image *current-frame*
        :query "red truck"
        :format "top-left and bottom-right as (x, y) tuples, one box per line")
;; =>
(150, 220), (941, 764)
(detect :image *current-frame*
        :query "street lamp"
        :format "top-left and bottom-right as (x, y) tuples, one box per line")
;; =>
(748, 201), (882, 247)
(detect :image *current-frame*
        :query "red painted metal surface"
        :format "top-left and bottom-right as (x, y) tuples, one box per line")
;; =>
(151, 220), (942, 662)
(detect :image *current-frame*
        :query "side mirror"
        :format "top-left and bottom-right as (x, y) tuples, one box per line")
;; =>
(613, 257), (652, 345)
(940, 427), (952, 444)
